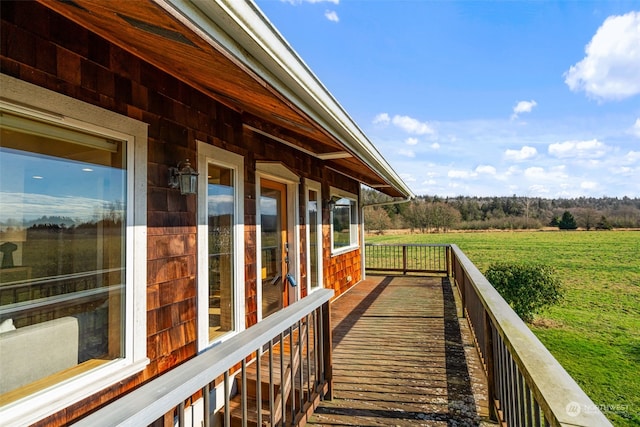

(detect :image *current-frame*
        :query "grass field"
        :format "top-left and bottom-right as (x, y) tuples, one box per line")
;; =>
(366, 230), (640, 426)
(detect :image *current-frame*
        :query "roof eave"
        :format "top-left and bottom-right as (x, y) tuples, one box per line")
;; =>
(154, 0), (415, 199)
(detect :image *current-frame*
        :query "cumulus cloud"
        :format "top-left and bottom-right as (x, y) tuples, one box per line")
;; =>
(505, 146), (537, 161)
(430, 142), (440, 149)
(373, 113), (390, 125)
(564, 11), (640, 101)
(398, 148), (415, 158)
(405, 137), (418, 146)
(324, 10), (339, 22)
(373, 113), (434, 135)
(392, 115), (435, 135)
(632, 118), (640, 138)
(548, 139), (610, 159)
(475, 165), (497, 175)
(511, 100), (537, 120)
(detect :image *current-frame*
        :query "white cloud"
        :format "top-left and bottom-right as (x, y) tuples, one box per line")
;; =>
(398, 148), (415, 158)
(391, 115), (435, 135)
(632, 118), (640, 138)
(524, 166), (545, 179)
(580, 181), (598, 190)
(564, 11), (640, 101)
(430, 142), (440, 149)
(475, 165), (497, 175)
(405, 137), (418, 146)
(548, 139), (610, 159)
(511, 100), (537, 120)
(448, 170), (477, 179)
(324, 10), (339, 22)
(400, 173), (416, 182)
(504, 146), (537, 161)
(626, 151), (640, 163)
(373, 113), (390, 125)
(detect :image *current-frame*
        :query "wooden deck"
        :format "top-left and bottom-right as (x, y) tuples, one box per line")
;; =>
(308, 275), (496, 427)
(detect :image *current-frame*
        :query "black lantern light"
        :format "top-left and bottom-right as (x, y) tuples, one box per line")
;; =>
(169, 159), (198, 195)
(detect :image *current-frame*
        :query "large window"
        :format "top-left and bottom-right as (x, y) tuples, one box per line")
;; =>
(0, 76), (147, 425)
(330, 189), (359, 254)
(197, 142), (244, 349)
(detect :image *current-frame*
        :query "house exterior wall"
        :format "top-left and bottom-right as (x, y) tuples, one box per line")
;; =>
(0, 2), (362, 424)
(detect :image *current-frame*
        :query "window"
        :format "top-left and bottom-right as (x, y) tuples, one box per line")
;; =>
(330, 189), (359, 254)
(0, 76), (147, 425)
(197, 142), (244, 349)
(306, 181), (322, 291)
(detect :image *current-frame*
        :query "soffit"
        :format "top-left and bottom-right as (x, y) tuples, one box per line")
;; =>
(36, 0), (406, 197)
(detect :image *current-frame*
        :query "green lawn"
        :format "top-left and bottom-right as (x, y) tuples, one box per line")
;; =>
(367, 230), (640, 426)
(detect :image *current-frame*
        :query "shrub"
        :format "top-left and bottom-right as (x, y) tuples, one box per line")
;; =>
(484, 263), (563, 322)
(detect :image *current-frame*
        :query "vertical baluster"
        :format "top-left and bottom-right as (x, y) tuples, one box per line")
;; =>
(313, 309), (319, 389)
(298, 320), (304, 412)
(318, 308), (325, 387)
(269, 340), (274, 427)
(290, 326), (295, 422)
(517, 369), (525, 426)
(280, 331), (286, 425)
(224, 372), (230, 427)
(203, 383), (210, 427)
(306, 314), (311, 400)
(178, 402), (185, 427)
(256, 347), (262, 427)
(242, 359), (247, 427)
(534, 400), (542, 427)
(525, 382), (533, 427)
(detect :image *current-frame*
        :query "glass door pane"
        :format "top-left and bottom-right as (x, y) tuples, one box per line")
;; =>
(308, 189), (319, 290)
(260, 180), (287, 318)
(207, 164), (234, 340)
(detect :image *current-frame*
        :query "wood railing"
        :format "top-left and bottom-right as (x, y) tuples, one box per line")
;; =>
(73, 289), (334, 427)
(365, 243), (450, 275)
(365, 243), (612, 427)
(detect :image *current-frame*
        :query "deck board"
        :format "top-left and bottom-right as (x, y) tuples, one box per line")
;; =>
(308, 275), (496, 426)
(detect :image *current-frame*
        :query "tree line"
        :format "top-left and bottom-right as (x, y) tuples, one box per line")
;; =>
(363, 191), (640, 233)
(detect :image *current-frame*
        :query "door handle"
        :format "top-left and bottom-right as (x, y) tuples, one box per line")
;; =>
(270, 274), (281, 286)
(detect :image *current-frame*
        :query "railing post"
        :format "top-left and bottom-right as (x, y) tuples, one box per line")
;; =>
(402, 245), (407, 275)
(322, 300), (333, 400)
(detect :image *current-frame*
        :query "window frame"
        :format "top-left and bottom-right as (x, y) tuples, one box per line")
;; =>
(329, 187), (359, 255)
(305, 179), (323, 293)
(0, 74), (148, 425)
(196, 141), (245, 350)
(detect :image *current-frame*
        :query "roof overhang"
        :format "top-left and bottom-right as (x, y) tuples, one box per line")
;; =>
(37, 0), (414, 199)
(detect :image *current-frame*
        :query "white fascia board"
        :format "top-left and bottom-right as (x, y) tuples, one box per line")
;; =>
(154, 0), (414, 199)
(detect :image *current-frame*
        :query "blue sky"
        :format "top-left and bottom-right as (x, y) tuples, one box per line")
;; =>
(255, 0), (640, 198)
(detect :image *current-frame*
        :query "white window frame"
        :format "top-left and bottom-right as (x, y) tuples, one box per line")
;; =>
(255, 163), (300, 321)
(0, 74), (148, 426)
(305, 179), (323, 293)
(329, 187), (359, 256)
(197, 141), (245, 350)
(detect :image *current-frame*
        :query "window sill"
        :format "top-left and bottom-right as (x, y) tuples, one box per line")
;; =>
(331, 245), (359, 257)
(1, 357), (150, 427)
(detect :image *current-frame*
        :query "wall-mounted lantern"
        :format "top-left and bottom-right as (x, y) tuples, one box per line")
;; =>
(168, 159), (198, 195)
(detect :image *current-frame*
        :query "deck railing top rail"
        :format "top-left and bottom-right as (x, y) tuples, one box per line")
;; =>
(72, 288), (334, 427)
(449, 244), (611, 427)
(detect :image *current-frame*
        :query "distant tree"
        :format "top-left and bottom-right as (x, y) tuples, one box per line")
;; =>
(558, 211), (577, 230)
(596, 215), (613, 230)
(364, 207), (392, 234)
(576, 208), (598, 230)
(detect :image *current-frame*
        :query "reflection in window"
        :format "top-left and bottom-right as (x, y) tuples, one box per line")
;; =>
(207, 164), (234, 341)
(308, 190), (320, 289)
(331, 197), (357, 250)
(0, 116), (126, 399)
